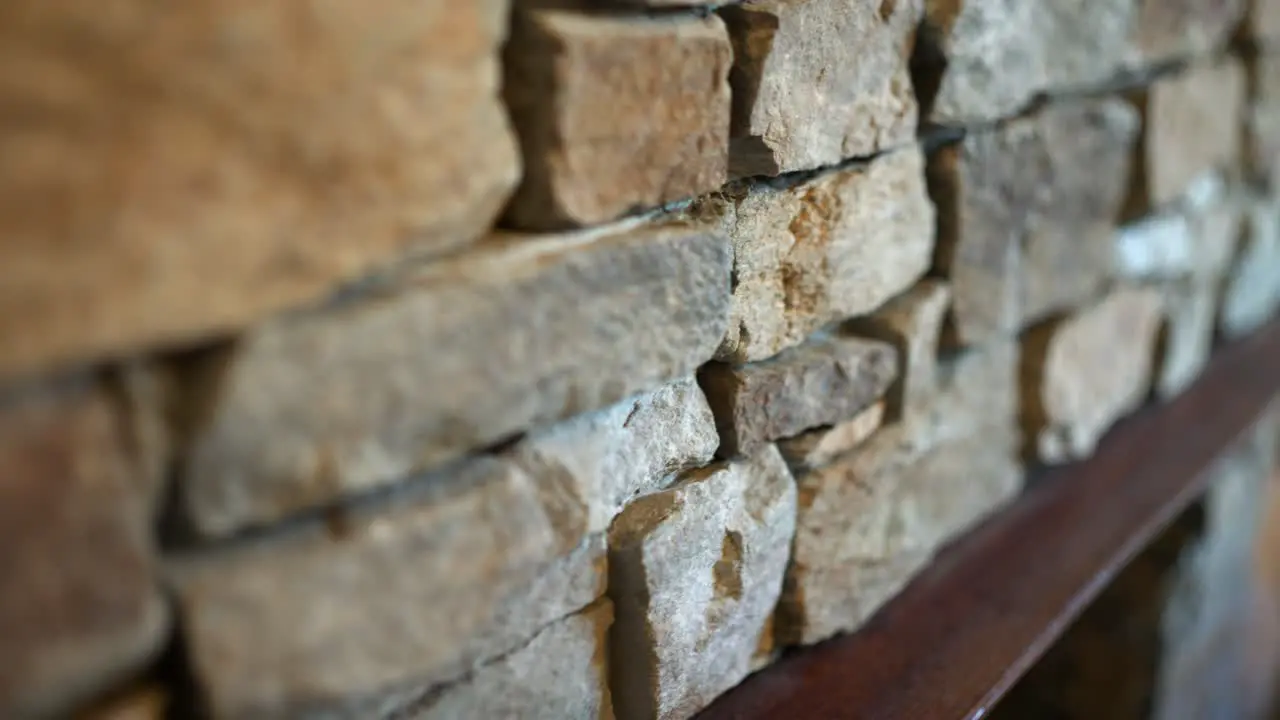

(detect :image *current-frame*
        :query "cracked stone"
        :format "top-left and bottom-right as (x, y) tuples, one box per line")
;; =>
(777, 401), (886, 474)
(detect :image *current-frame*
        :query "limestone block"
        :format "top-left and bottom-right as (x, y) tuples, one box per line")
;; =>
(169, 457), (602, 719)
(0, 379), (168, 718)
(609, 446), (796, 720)
(1021, 288), (1165, 464)
(918, 337), (1020, 449)
(844, 280), (951, 421)
(1221, 200), (1280, 338)
(777, 401), (885, 473)
(699, 333), (897, 458)
(1155, 281), (1219, 400)
(504, 11), (731, 229)
(181, 219), (731, 537)
(0, 0), (519, 381)
(931, 99), (1139, 344)
(718, 146), (935, 363)
(721, 0), (920, 176)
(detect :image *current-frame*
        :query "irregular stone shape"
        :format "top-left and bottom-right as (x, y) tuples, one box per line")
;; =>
(406, 602), (613, 720)
(699, 333), (898, 458)
(1221, 200), (1280, 339)
(1155, 281), (1218, 400)
(1246, 0), (1280, 39)
(0, 379), (168, 719)
(1021, 288), (1165, 464)
(917, 337), (1020, 450)
(844, 280), (951, 421)
(509, 378), (719, 535)
(504, 11), (731, 229)
(721, 0), (920, 176)
(77, 685), (167, 720)
(1247, 52), (1280, 190)
(1133, 59), (1247, 212)
(717, 147), (936, 363)
(777, 401), (885, 473)
(168, 457), (602, 719)
(181, 219), (732, 538)
(931, 99), (1139, 345)
(0, 0), (519, 381)
(609, 446), (796, 720)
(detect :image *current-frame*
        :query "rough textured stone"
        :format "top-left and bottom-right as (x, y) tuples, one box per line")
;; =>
(699, 333), (898, 458)
(1021, 288), (1165, 464)
(608, 446), (796, 720)
(169, 457), (601, 719)
(1248, 52), (1280, 190)
(504, 11), (731, 229)
(0, 379), (168, 719)
(777, 401), (886, 473)
(1132, 0), (1247, 64)
(1221, 200), (1280, 338)
(0, 0), (519, 381)
(407, 602), (613, 720)
(721, 0), (920, 176)
(181, 219), (732, 537)
(717, 147), (936, 363)
(1155, 281), (1218, 400)
(918, 338), (1020, 449)
(1133, 59), (1247, 212)
(931, 99), (1139, 345)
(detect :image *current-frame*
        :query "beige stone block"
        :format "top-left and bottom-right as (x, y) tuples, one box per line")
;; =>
(0, 0), (519, 381)
(609, 446), (796, 720)
(722, 0), (920, 175)
(1131, 0), (1247, 64)
(931, 99), (1139, 344)
(1156, 280), (1219, 400)
(699, 333), (897, 458)
(1021, 288), (1165, 464)
(918, 337), (1020, 449)
(504, 11), (731, 229)
(717, 146), (935, 363)
(180, 219), (731, 537)
(777, 401), (886, 473)
(0, 379), (168, 718)
(1221, 200), (1280, 338)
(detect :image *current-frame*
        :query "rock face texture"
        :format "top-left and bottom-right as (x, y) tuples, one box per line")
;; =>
(1, 2), (1276, 719)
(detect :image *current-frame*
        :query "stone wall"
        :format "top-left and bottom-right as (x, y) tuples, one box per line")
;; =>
(3, 1), (1280, 718)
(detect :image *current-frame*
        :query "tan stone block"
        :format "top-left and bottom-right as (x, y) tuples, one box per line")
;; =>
(918, 337), (1020, 449)
(777, 401), (886, 473)
(1155, 280), (1218, 400)
(699, 333), (897, 458)
(0, 379), (168, 718)
(722, 0), (920, 175)
(169, 457), (602, 719)
(609, 446), (796, 720)
(180, 219), (731, 537)
(0, 0), (519, 381)
(1132, 0), (1247, 64)
(931, 99), (1139, 344)
(1133, 59), (1247, 212)
(1221, 199), (1280, 338)
(717, 146), (935, 363)
(1021, 288), (1165, 464)
(504, 11), (731, 229)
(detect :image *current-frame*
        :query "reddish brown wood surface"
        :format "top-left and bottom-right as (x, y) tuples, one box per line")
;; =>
(699, 319), (1280, 720)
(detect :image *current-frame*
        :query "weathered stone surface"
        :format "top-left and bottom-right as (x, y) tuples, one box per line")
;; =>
(717, 147), (935, 363)
(77, 685), (167, 720)
(1132, 0), (1247, 64)
(0, 0), (519, 381)
(1133, 59), (1247, 212)
(169, 457), (601, 719)
(918, 338), (1020, 449)
(1155, 281), (1218, 400)
(777, 401), (885, 473)
(504, 11), (731, 229)
(181, 219), (732, 537)
(931, 99), (1139, 345)
(609, 446), (796, 720)
(408, 602), (613, 720)
(1248, 52), (1280, 190)
(699, 333), (898, 458)
(0, 379), (168, 719)
(844, 280), (951, 421)
(1246, 0), (1280, 39)
(721, 0), (920, 176)
(1220, 200), (1280, 338)
(1021, 288), (1165, 464)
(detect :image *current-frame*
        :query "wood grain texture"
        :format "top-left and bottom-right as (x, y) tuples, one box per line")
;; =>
(699, 318), (1280, 720)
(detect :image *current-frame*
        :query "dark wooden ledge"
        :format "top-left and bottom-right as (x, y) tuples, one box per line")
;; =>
(699, 319), (1280, 720)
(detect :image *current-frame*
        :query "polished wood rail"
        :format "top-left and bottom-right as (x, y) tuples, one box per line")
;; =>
(699, 318), (1280, 720)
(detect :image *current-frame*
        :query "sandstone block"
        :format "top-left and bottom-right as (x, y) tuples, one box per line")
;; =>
(181, 219), (731, 537)
(0, 379), (168, 718)
(504, 11), (731, 229)
(1021, 288), (1165, 464)
(169, 457), (601, 719)
(407, 602), (613, 720)
(918, 337), (1020, 449)
(609, 446), (796, 720)
(1132, 59), (1247, 212)
(931, 99), (1139, 344)
(1221, 200), (1280, 338)
(0, 0), (519, 381)
(699, 333), (897, 458)
(721, 0), (920, 176)
(717, 147), (935, 363)
(777, 401), (885, 473)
